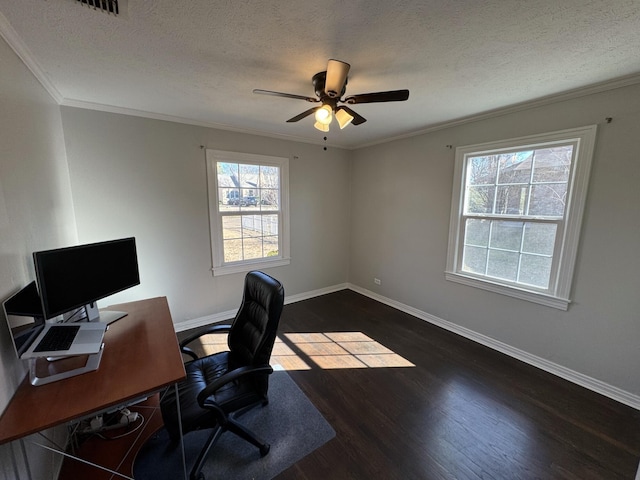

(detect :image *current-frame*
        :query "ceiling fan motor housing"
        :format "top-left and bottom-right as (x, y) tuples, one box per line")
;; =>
(313, 72), (346, 102)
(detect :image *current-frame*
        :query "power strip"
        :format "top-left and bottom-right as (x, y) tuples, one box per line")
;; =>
(82, 408), (139, 433)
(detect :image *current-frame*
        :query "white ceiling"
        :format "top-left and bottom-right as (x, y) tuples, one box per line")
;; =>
(1, 0), (639, 149)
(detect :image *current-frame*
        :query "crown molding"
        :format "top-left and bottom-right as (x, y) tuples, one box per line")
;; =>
(0, 11), (64, 104)
(59, 97), (335, 147)
(357, 72), (640, 149)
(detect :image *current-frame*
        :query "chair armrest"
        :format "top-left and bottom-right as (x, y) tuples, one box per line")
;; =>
(197, 364), (274, 407)
(179, 324), (232, 360)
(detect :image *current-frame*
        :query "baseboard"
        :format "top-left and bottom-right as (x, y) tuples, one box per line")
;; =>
(174, 283), (349, 332)
(175, 282), (640, 410)
(174, 309), (238, 333)
(348, 283), (640, 411)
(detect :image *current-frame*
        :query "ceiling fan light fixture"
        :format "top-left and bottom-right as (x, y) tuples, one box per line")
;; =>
(335, 108), (354, 129)
(314, 121), (330, 132)
(314, 104), (333, 125)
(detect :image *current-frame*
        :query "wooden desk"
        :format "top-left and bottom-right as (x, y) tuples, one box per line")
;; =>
(0, 297), (186, 445)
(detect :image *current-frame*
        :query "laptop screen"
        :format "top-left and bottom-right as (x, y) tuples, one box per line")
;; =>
(2, 281), (45, 358)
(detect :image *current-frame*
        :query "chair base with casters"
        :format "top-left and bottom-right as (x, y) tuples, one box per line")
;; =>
(160, 271), (285, 480)
(189, 395), (272, 480)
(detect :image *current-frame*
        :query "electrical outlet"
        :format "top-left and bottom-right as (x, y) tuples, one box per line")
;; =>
(374, 278), (381, 285)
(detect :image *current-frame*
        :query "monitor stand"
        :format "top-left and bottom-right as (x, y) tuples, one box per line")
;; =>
(28, 348), (103, 386)
(85, 302), (128, 324)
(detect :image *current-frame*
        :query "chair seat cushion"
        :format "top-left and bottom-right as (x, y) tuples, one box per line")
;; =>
(160, 351), (267, 441)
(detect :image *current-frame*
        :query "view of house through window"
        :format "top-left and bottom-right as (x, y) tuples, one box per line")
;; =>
(446, 126), (597, 309)
(218, 162), (280, 262)
(207, 150), (290, 276)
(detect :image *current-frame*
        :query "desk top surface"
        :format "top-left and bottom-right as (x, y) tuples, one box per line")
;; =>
(0, 296), (186, 444)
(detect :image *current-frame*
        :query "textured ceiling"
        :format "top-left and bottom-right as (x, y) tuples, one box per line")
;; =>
(1, 0), (639, 148)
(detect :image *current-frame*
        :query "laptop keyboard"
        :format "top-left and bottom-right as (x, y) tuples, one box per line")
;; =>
(34, 325), (81, 352)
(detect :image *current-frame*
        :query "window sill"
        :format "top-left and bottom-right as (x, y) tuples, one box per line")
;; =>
(212, 257), (291, 277)
(444, 271), (570, 310)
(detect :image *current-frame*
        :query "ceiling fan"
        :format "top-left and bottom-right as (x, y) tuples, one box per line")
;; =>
(253, 59), (409, 132)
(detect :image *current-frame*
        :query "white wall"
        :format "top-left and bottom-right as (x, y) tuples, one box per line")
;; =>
(60, 108), (352, 325)
(349, 83), (640, 397)
(0, 37), (77, 480)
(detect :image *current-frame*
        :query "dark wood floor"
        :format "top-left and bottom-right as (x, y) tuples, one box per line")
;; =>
(267, 290), (640, 480)
(60, 289), (640, 479)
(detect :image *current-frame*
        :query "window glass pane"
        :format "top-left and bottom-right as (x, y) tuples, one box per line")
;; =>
(495, 185), (528, 215)
(465, 185), (495, 214)
(242, 215), (262, 237)
(522, 223), (556, 255)
(262, 214), (278, 236)
(222, 216), (241, 240)
(532, 146), (572, 183)
(519, 254), (552, 288)
(497, 151), (533, 184)
(264, 236), (279, 257)
(462, 245), (487, 275)
(467, 156), (498, 185)
(465, 219), (489, 247)
(260, 165), (279, 189)
(223, 239), (243, 263)
(490, 221), (522, 251)
(529, 183), (567, 216)
(220, 188), (241, 210)
(486, 250), (519, 281)
(238, 163), (259, 189)
(242, 237), (264, 260)
(259, 188), (279, 210)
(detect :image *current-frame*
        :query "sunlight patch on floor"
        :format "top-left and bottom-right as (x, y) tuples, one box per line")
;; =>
(190, 331), (414, 370)
(276, 332), (415, 370)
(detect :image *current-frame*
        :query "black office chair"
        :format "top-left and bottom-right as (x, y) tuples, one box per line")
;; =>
(160, 271), (285, 480)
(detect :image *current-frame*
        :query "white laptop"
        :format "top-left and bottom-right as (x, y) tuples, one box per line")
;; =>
(2, 281), (106, 360)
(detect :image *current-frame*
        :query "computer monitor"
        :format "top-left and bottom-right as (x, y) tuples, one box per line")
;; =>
(33, 237), (140, 323)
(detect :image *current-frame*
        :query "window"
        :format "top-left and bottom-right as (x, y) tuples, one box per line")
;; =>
(445, 126), (597, 309)
(206, 150), (290, 276)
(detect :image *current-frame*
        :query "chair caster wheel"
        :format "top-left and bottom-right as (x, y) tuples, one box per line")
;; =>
(260, 443), (270, 457)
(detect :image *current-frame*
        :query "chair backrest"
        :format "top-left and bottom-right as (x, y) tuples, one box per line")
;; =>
(227, 271), (285, 370)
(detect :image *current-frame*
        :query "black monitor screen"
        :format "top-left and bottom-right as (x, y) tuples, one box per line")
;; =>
(2, 281), (45, 357)
(34, 237), (140, 319)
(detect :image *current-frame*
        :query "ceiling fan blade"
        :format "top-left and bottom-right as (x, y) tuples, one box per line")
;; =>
(286, 107), (320, 123)
(337, 106), (367, 125)
(325, 59), (350, 98)
(343, 89), (410, 104)
(253, 89), (319, 103)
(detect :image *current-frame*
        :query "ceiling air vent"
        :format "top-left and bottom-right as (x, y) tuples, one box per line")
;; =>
(77, 0), (119, 15)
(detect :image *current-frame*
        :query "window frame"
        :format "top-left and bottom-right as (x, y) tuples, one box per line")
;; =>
(206, 149), (290, 276)
(445, 125), (597, 310)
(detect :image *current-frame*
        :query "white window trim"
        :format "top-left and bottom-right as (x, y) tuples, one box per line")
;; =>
(206, 149), (290, 277)
(445, 125), (597, 310)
